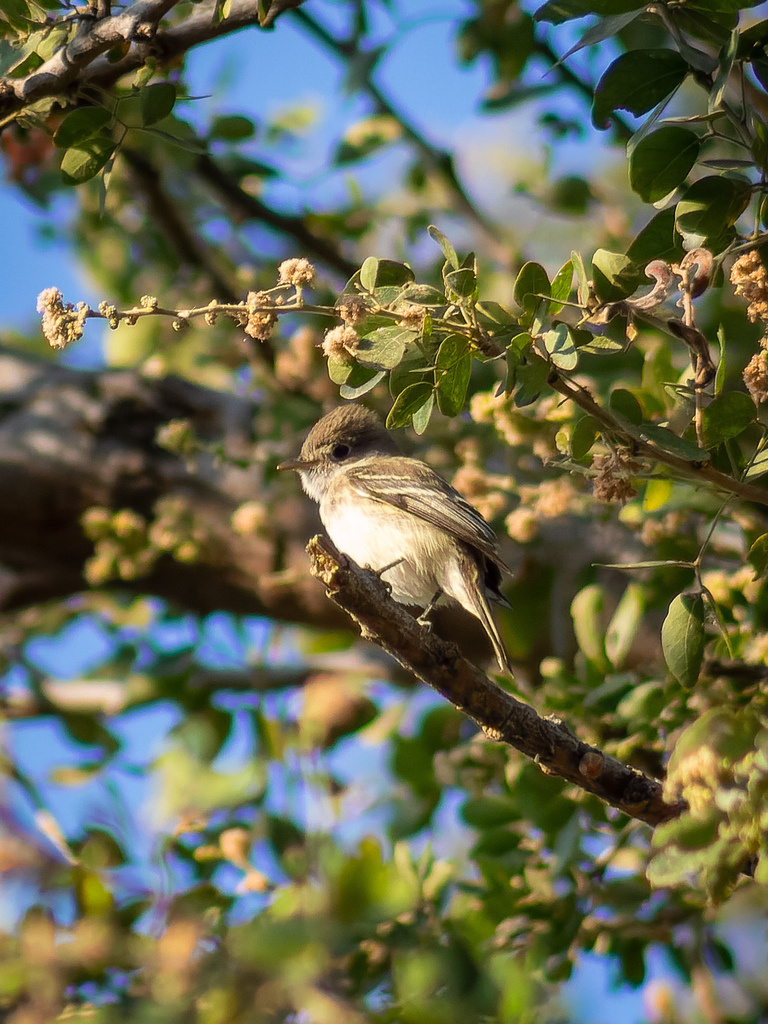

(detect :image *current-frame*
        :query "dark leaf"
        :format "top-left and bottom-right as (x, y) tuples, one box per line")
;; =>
(209, 115), (256, 141)
(609, 388), (643, 425)
(675, 176), (751, 239)
(592, 249), (641, 301)
(592, 50), (688, 129)
(626, 206), (685, 265)
(702, 391), (755, 447)
(386, 382), (435, 428)
(54, 107), (112, 149)
(513, 354), (549, 407)
(629, 127), (701, 202)
(140, 82), (177, 126)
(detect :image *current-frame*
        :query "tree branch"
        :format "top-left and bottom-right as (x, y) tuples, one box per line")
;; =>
(290, 8), (506, 257)
(0, 0), (182, 117)
(307, 534), (684, 828)
(121, 146), (279, 369)
(193, 154), (359, 281)
(550, 371), (768, 509)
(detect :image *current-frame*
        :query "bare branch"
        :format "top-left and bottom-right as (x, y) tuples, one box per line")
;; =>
(307, 534), (684, 828)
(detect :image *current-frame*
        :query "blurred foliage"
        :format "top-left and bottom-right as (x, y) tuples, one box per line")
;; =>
(2, 0), (768, 1021)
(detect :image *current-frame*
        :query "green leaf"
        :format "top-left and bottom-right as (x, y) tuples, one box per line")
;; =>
(504, 332), (532, 395)
(209, 115), (256, 141)
(748, 533), (768, 577)
(542, 323), (577, 370)
(514, 261), (550, 309)
(571, 416), (598, 460)
(592, 249), (641, 301)
(745, 443), (768, 480)
(592, 49), (688, 129)
(140, 82), (177, 126)
(571, 584), (607, 669)
(54, 107), (112, 149)
(428, 225), (459, 270)
(356, 325), (416, 370)
(359, 256), (379, 293)
(571, 250), (590, 305)
(626, 206), (685, 265)
(6, 51), (44, 77)
(399, 283), (445, 305)
(535, 0), (644, 23)
(444, 266), (477, 300)
(609, 388), (643, 425)
(411, 390), (434, 435)
(701, 390), (755, 447)
(60, 137), (116, 184)
(661, 591), (706, 688)
(339, 366), (385, 400)
(643, 477), (673, 511)
(639, 423), (710, 461)
(513, 355), (549, 407)
(373, 259), (415, 288)
(629, 127), (701, 202)
(605, 583), (645, 669)
(514, 262), (550, 329)
(675, 176), (751, 239)
(549, 259), (573, 314)
(462, 795), (518, 829)
(387, 383), (435, 429)
(327, 354), (353, 384)
(435, 334), (471, 416)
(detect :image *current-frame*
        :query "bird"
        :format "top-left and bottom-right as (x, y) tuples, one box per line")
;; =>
(278, 404), (513, 675)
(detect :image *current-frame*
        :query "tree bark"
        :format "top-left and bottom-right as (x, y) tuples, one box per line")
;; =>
(0, 344), (337, 623)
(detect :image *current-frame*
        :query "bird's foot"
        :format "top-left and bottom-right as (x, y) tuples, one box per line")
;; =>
(417, 590), (442, 632)
(365, 558), (404, 596)
(375, 557), (404, 579)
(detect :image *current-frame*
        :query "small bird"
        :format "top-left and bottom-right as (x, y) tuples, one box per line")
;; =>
(278, 404), (513, 675)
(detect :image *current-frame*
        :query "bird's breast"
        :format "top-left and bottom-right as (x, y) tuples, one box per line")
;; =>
(319, 489), (455, 607)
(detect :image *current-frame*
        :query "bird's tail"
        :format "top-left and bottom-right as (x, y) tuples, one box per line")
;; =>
(451, 551), (513, 676)
(473, 586), (514, 677)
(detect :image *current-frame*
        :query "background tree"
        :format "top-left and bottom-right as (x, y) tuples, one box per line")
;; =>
(1, 0), (768, 1021)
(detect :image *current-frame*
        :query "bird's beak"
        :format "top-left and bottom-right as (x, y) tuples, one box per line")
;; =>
(277, 456), (315, 472)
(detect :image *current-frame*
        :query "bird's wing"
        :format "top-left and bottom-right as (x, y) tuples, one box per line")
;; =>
(346, 456), (512, 574)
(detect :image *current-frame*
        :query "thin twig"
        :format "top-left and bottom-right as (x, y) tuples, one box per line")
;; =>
(550, 372), (768, 508)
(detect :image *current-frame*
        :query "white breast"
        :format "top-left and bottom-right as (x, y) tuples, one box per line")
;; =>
(319, 490), (456, 608)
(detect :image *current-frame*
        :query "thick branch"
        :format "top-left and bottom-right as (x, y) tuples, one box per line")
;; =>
(0, 346), (527, 666)
(0, 0), (181, 115)
(307, 534), (684, 828)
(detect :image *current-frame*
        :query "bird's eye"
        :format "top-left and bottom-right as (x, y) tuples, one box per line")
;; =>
(331, 443), (351, 461)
